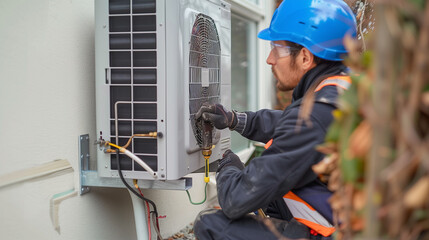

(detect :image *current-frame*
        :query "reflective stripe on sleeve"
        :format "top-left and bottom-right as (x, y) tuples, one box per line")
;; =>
(264, 139), (273, 149)
(315, 76), (351, 92)
(283, 191), (335, 237)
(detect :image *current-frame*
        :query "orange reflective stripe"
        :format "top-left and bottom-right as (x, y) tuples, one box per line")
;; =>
(283, 191), (315, 211)
(324, 76), (352, 82)
(294, 217), (336, 237)
(284, 191), (335, 236)
(264, 139), (273, 149)
(315, 76), (352, 92)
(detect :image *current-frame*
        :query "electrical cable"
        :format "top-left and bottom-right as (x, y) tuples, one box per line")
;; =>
(133, 180), (151, 240)
(186, 182), (208, 205)
(152, 212), (163, 240)
(116, 150), (161, 239)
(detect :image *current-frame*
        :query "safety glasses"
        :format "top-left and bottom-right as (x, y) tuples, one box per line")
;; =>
(270, 42), (295, 59)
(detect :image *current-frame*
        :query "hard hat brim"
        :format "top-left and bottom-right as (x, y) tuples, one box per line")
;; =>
(257, 28), (272, 41)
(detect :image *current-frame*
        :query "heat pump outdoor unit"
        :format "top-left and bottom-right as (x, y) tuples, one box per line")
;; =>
(94, 0), (231, 181)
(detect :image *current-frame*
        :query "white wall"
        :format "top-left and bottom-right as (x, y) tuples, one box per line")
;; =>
(0, 0), (215, 239)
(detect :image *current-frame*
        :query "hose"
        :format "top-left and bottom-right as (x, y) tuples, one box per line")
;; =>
(115, 150), (159, 224)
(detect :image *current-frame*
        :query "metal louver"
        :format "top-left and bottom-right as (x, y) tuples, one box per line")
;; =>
(189, 14), (221, 146)
(108, 0), (158, 172)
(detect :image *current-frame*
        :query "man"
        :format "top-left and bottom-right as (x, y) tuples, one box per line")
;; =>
(194, 0), (357, 239)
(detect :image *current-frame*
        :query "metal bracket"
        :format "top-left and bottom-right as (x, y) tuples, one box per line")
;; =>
(79, 134), (91, 195)
(78, 134), (192, 195)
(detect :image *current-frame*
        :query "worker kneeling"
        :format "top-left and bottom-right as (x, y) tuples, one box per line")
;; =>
(194, 0), (357, 239)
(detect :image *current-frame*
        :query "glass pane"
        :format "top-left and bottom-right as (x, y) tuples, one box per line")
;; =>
(246, 0), (259, 4)
(231, 14), (257, 152)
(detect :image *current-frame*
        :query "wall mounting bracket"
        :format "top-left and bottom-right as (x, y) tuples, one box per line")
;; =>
(78, 134), (192, 195)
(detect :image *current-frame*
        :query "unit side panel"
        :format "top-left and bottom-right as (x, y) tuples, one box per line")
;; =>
(95, 0), (112, 178)
(154, 0), (167, 180)
(165, 0), (188, 179)
(216, 2), (232, 156)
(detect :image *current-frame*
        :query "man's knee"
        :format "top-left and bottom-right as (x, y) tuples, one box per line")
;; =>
(194, 208), (219, 230)
(194, 209), (229, 239)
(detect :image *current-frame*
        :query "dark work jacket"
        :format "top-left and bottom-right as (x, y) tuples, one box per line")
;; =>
(216, 62), (348, 223)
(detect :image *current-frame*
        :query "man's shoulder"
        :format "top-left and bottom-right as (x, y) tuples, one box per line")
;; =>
(314, 74), (352, 106)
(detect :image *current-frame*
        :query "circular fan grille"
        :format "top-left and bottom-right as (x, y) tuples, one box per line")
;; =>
(189, 14), (221, 146)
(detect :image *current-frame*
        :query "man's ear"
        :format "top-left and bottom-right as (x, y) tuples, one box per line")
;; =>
(300, 48), (316, 70)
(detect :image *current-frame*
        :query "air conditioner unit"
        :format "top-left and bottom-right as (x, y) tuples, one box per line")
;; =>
(95, 0), (231, 181)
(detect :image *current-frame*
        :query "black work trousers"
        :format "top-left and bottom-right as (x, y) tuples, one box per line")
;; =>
(194, 208), (331, 240)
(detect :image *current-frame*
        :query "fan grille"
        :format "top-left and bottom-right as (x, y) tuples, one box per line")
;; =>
(189, 14), (221, 146)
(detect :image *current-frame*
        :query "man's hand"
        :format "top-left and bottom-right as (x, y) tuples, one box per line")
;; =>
(217, 150), (244, 173)
(195, 104), (237, 130)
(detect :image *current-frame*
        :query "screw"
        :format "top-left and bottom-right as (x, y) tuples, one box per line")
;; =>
(161, 168), (164, 171)
(103, 25), (106, 28)
(86, 136), (89, 140)
(159, 23), (163, 27)
(80, 154), (83, 159)
(105, 165), (108, 168)
(161, 174), (165, 178)
(80, 137), (83, 140)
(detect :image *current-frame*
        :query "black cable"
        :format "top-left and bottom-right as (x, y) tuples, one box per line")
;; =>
(116, 150), (159, 218)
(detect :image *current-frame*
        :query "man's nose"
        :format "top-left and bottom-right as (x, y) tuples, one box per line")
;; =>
(266, 50), (276, 65)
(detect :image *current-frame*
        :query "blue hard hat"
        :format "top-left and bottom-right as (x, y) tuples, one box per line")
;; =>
(258, 0), (357, 61)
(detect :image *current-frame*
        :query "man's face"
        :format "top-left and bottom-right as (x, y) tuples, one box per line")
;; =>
(266, 41), (305, 91)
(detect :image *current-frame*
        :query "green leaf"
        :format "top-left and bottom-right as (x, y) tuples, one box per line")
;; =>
(361, 51), (373, 68)
(410, 0), (425, 9)
(325, 120), (342, 142)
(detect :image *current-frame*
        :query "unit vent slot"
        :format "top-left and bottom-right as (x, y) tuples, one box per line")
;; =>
(134, 69), (156, 84)
(133, 33), (156, 49)
(133, 16), (156, 31)
(134, 138), (157, 154)
(133, 51), (157, 67)
(133, 0), (156, 13)
(111, 154), (132, 170)
(109, 0), (130, 14)
(110, 16), (130, 32)
(110, 34), (131, 49)
(110, 52), (131, 67)
(134, 121), (157, 133)
(111, 69), (131, 84)
(133, 86), (157, 101)
(134, 103), (157, 119)
(110, 120), (132, 136)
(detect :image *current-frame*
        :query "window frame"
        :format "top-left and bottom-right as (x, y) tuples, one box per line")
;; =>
(226, 0), (276, 160)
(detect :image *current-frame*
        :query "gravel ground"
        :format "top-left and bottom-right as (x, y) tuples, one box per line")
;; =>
(167, 223), (196, 240)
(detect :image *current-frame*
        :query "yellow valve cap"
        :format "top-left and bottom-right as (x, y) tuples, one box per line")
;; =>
(204, 177), (210, 183)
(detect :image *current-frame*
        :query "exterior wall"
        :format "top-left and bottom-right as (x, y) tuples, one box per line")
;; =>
(0, 0), (214, 239)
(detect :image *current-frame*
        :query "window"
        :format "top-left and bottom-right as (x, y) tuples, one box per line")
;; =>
(230, 14), (258, 152)
(227, 0), (275, 154)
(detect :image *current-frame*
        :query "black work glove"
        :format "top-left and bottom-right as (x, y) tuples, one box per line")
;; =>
(217, 150), (244, 173)
(195, 104), (238, 130)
